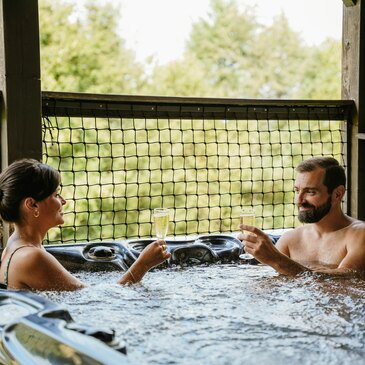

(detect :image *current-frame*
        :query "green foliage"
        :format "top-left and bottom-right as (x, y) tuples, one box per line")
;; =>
(142, 57), (213, 96)
(185, 0), (261, 97)
(39, 0), (145, 93)
(39, 0), (341, 98)
(296, 39), (342, 99)
(144, 1), (341, 98)
(249, 13), (308, 98)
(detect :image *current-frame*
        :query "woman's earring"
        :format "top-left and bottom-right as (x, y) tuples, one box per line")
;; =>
(34, 210), (40, 218)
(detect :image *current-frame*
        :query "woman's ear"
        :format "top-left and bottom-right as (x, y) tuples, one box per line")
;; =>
(23, 197), (40, 217)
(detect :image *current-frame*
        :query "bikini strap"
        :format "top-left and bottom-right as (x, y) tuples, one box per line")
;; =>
(4, 246), (31, 287)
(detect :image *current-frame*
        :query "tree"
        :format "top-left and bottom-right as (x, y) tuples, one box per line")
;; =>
(149, 0), (340, 99)
(39, 0), (145, 93)
(249, 13), (308, 98)
(39, 0), (341, 99)
(185, 0), (261, 97)
(296, 38), (341, 99)
(143, 56), (213, 96)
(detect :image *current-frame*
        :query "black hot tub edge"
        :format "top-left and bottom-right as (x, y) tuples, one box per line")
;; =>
(0, 289), (133, 365)
(44, 232), (281, 271)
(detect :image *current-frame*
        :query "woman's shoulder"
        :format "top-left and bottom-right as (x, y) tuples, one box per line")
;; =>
(11, 246), (52, 268)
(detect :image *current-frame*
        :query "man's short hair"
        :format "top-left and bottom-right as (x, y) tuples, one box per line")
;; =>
(296, 156), (346, 193)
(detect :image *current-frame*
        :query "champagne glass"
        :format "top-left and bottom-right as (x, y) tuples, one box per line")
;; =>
(239, 207), (256, 260)
(153, 208), (170, 240)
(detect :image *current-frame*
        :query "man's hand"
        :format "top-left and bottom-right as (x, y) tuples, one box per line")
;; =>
(238, 224), (281, 266)
(238, 224), (307, 276)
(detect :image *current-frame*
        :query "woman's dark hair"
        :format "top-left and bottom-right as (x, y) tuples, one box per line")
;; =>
(0, 159), (61, 223)
(296, 156), (346, 194)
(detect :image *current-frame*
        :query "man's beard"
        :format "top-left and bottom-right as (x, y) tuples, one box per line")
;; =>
(298, 197), (332, 223)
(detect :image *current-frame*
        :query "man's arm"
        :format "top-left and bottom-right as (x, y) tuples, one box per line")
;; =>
(308, 223), (365, 276)
(241, 224), (365, 277)
(338, 230), (365, 271)
(240, 225), (308, 276)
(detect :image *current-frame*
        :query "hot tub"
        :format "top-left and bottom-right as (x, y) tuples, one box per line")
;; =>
(0, 234), (252, 365)
(2, 233), (364, 365)
(45, 233), (365, 365)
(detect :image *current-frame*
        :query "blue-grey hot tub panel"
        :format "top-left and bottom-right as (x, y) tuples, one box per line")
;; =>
(0, 289), (132, 365)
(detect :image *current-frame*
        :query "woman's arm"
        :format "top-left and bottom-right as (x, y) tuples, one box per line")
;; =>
(13, 248), (86, 291)
(118, 240), (171, 284)
(11, 240), (170, 290)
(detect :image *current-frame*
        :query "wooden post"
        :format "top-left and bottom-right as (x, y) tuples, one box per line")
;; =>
(342, 0), (365, 219)
(343, 0), (357, 6)
(0, 0), (42, 166)
(0, 0), (42, 246)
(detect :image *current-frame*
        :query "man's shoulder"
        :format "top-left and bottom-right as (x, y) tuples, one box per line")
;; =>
(347, 218), (365, 237)
(343, 217), (365, 231)
(350, 218), (365, 228)
(339, 219), (365, 252)
(344, 219), (365, 259)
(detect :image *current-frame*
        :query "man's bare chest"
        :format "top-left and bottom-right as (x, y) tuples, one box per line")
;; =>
(289, 234), (348, 266)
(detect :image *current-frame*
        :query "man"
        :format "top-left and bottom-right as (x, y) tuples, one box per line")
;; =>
(239, 156), (365, 275)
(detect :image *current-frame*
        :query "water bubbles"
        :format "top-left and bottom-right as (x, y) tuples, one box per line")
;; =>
(42, 265), (365, 365)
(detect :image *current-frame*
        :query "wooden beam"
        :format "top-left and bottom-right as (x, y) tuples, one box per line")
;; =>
(343, 0), (357, 7)
(41, 91), (354, 121)
(0, 0), (42, 247)
(342, 0), (365, 219)
(0, 0), (42, 168)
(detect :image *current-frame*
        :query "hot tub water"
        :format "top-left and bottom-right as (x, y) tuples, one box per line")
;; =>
(44, 264), (365, 365)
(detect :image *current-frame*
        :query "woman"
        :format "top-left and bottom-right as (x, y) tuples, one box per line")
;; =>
(0, 159), (170, 290)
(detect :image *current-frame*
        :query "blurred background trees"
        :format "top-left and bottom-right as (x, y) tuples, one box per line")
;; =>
(39, 0), (341, 99)
(39, 0), (146, 93)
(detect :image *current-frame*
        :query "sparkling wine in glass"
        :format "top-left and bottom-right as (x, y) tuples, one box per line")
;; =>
(153, 208), (170, 240)
(239, 207), (256, 260)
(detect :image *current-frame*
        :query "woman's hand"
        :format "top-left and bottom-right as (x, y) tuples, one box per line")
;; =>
(138, 239), (171, 271)
(118, 240), (171, 285)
